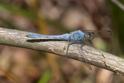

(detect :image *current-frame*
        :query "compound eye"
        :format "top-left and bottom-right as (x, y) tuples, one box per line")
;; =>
(89, 32), (95, 40)
(85, 32), (95, 40)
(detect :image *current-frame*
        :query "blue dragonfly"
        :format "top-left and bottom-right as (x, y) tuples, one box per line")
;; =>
(26, 30), (95, 45)
(26, 30), (96, 70)
(26, 30), (95, 55)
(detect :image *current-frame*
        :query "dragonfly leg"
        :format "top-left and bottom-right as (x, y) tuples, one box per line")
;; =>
(66, 42), (71, 55)
(66, 34), (71, 55)
(66, 35), (73, 55)
(80, 39), (94, 51)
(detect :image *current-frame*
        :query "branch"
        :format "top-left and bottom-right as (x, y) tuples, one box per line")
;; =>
(0, 27), (124, 75)
(111, 0), (124, 11)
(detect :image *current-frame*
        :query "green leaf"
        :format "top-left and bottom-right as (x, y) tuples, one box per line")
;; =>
(38, 70), (51, 83)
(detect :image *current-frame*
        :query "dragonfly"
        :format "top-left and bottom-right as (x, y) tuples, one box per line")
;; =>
(26, 30), (95, 56)
(26, 30), (96, 70)
(26, 30), (95, 45)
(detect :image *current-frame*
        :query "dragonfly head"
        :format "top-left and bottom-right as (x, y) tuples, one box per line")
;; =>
(84, 32), (96, 41)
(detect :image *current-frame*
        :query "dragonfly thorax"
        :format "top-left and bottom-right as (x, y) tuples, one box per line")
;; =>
(69, 30), (85, 43)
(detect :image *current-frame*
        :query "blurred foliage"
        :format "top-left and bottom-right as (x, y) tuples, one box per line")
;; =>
(0, 1), (69, 32)
(0, 0), (124, 83)
(107, 0), (124, 54)
(38, 70), (51, 83)
(0, 2), (36, 21)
